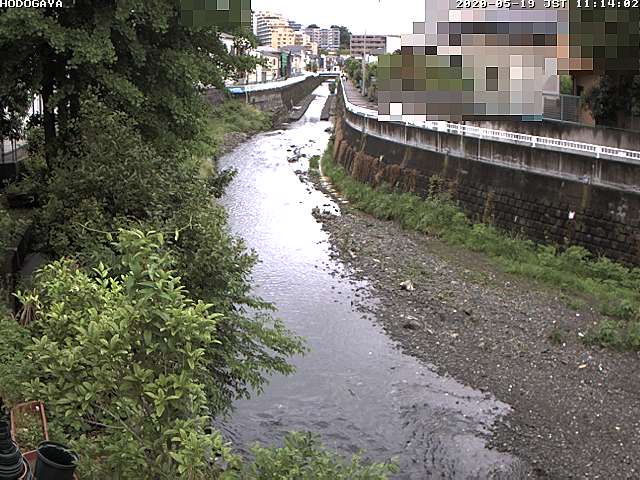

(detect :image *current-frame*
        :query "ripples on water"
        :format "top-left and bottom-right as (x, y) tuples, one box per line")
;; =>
(218, 83), (529, 479)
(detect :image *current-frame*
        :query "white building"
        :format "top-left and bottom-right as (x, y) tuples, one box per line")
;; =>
(304, 26), (340, 51)
(254, 11), (291, 47)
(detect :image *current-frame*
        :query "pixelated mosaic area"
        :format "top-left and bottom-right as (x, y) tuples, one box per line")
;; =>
(180, 0), (251, 29)
(377, 1), (640, 121)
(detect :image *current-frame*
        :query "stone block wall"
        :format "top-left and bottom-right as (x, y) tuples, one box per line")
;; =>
(333, 96), (640, 265)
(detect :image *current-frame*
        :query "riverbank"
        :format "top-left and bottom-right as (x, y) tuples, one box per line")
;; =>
(309, 153), (640, 479)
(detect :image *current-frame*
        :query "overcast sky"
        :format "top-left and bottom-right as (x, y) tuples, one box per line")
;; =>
(251, 0), (425, 35)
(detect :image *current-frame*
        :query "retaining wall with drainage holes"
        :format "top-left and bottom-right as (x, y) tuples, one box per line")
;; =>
(333, 86), (640, 266)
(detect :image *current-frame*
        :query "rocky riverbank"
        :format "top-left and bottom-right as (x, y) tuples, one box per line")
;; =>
(307, 171), (640, 480)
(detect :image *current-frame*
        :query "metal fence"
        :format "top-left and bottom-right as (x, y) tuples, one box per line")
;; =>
(543, 93), (581, 123)
(0, 139), (27, 165)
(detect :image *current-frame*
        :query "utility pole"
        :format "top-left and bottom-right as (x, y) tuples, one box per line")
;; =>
(361, 32), (366, 96)
(362, 0), (381, 97)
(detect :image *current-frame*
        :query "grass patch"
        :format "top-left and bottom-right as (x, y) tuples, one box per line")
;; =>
(309, 155), (320, 172)
(321, 143), (640, 351)
(207, 99), (273, 155)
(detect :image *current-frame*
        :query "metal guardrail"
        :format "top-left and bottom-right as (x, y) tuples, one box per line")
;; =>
(340, 78), (640, 165)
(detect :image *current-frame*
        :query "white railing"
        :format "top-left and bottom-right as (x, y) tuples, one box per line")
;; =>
(228, 72), (319, 94)
(340, 78), (640, 165)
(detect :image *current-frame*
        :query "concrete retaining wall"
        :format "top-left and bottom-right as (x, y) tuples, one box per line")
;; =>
(333, 88), (640, 265)
(206, 76), (326, 121)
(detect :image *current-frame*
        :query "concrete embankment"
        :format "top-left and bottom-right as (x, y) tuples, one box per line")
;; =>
(206, 76), (327, 123)
(333, 84), (640, 265)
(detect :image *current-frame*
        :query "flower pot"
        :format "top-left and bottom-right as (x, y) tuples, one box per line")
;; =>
(35, 442), (78, 480)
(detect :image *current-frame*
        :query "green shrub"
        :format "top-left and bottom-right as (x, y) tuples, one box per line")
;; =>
(223, 432), (399, 480)
(0, 208), (29, 252)
(309, 155), (320, 171)
(0, 316), (34, 405)
(17, 230), (236, 478)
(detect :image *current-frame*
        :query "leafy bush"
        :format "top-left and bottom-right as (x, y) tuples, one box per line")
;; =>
(583, 75), (624, 126)
(322, 143), (640, 350)
(17, 230), (236, 478)
(0, 316), (33, 405)
(223, 432), (399, 480)
(0, 208), (28, 252)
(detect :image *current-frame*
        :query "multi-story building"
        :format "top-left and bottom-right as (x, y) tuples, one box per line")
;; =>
(350, 35), (388, 56)
(255, 11), (291, 47)
(294, 32), (318, 55)
(304, 26), (340, 51)
(288, 20), (302, 32)
(269, 26), (296, 50)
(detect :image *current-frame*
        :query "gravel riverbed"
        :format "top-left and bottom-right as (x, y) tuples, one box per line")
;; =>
(307, 171), (640, 480)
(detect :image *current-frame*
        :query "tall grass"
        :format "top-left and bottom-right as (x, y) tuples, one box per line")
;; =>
(321, 144), (640, 350)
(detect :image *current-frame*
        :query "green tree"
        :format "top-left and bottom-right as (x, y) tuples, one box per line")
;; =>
(330, 25), (352, 50)
(344, 58), (363, 85)
(0, 2), (260, 165)
(31, 97), (302, 415)
(583, 75), (625, 126)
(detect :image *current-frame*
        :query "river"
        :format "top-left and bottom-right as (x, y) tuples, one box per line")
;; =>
(219, 83), (528, 479)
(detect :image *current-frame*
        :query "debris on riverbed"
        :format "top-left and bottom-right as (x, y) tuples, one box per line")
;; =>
(400, 280), (415, 291)
(288, 146), (303, 163)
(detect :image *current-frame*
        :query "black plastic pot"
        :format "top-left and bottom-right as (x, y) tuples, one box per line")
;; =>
(0, 411), (23, 480)
(0, 461), (22, 480)
(34, 442), (78, 480)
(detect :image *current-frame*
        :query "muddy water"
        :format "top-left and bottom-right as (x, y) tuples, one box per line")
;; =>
(219, 84), (528, 479)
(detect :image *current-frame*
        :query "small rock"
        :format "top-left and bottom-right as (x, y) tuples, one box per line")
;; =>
(400, 280), (415, 291)
(403, 320), (422, 331)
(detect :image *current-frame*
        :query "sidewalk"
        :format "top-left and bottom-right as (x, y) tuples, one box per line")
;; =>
(342, 80), (378, 112)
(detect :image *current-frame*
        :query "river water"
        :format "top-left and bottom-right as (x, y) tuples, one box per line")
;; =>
(219, 83), (528, 479)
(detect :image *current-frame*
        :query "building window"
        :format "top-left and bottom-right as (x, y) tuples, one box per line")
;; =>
(486, 67), (498, 92)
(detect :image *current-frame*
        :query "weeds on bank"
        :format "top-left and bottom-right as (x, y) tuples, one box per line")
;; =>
(309, 155), (320, 172)
(321, 144), (640, 350)
(207, 100), (273, 155)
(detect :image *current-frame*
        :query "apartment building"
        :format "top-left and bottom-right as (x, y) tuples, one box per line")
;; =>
(288, 20), (302, 32)
(255, 12), (291, 47)
(350, 35), (388, 56)
(294, 32), (319, 55)
(304, 26), (340, 51)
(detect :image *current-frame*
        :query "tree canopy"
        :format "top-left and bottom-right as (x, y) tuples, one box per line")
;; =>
(0, 1), (260, 162)
(330, 25), (352, 50)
